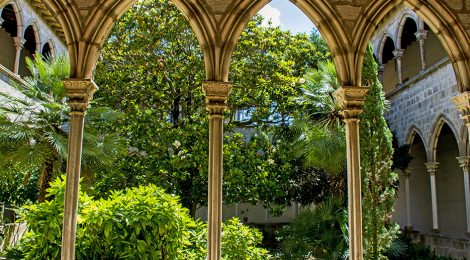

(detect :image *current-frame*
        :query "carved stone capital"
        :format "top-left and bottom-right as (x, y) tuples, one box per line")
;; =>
(415, 30), (428, 41)
(202, 81), (232, 115)
(13, 37), (25, 50)
(63, 79), (98, 113)
(457, 156), (470, 171)
(403, 168), (412, 178)
(393, 49), (404, 58)
(333, 86), (369, 119)
(425, 162), (439, 176)
(452, 92), (470, 124)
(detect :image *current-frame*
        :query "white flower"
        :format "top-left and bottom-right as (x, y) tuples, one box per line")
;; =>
(173, 140), (181, 148)
(267, 159), (275, 165)
(298, 78), (306, 84)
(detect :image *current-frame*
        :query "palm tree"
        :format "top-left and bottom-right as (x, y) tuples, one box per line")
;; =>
(0, 55), (124, 202)
(293, 60), (347, 195)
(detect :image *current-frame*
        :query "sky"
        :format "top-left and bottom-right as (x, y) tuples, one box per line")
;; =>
(258, 0), (315, 34)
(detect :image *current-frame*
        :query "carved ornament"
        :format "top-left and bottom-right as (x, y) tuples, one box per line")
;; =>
(457, 156), (470, 171)
(452, 92), (470, 124)
(63, 78), (98, 113)
(393, 49), (404, 58)
(425, 162), (439, 175)
(13, 37), (25, 50)
(202, 81), (232, 115)
(333, 86), (368, 119)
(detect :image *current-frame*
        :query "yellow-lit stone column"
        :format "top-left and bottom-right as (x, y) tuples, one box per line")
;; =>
(61, 79), (97, 260)
(457, 156), (470, 235)
(12, 37), (25, 75)
(202, 81), (232, 260)
(425, 162), (440, 232)
(334, 86), (368, 260)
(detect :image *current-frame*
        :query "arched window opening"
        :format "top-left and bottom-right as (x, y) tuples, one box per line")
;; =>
(41, 42), (52, 59)
(19, 25), (37, 76)
(435, 123), (465, 238)
(382, 37), (395, 64)
(24, 26), (37, 54)
(1, 5), (18, 36)
(401, 18), (417, 50)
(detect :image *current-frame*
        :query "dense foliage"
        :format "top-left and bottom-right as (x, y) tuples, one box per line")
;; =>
(3, 177), (271, 259)
(0, 55), (123, 203)
(360, 45), (399, 259)
(276, 196), (348, 259)
(94, 0), (325, 214)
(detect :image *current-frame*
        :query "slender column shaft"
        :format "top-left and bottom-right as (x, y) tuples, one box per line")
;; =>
(425, 162), (439, 231)
(393, 49), (404, 85)
(12, 37), (24, 75)
(457, 156), (470, 234)
(415, 30), (428, 70)
(203, 81), (231, 260)
(404, 169), (412, 229)
(60, 79), (97, 260)
(334, 86), (368, 260)
(378, 64), (385, 84)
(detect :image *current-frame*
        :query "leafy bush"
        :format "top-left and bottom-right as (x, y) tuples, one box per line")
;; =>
(3, 176), (271, 259)
(276, 196), (348, 259)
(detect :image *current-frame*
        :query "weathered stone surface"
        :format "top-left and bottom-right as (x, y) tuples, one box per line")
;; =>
(445, 0), (464, 10)
(335, 5), (362, 20)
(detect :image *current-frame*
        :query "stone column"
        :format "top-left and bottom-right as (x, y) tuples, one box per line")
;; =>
(12, 37), (25, 75)
(202, 81), (232, 260)
(403, 169), (413, 230)
(457, 156), (470, 235)
(60, 79), (97, 260)
(415, 30), (428, 70)
(378, 64), (385, 84)
(334, 86), (369, 260)
(425, 162), (440, 232)
(393, 49), (404, 85)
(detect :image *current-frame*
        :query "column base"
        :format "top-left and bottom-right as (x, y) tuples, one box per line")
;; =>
(431, 228), (441, 234)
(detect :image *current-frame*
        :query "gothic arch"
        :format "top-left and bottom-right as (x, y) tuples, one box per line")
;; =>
(378, 34), (396, 64)
(41, 40), (54, 58)
(429, 115), (461, 162)
(396, 14), (418, 49)
(23, 21), (40, 51)
(406, 125), (426, 146)
(1, 1), (23, 37)
(354, 0), (470, 92)
(223, 0), (352, 85)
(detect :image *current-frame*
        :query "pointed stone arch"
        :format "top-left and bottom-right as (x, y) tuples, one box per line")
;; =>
(429, 114), (461, 162)
(354, 0), (470, 93)
(377, 34), (396, 64)
(220, 0), (353, 85)
(0, 1), (23, 37)
(396, 13), (418, 49)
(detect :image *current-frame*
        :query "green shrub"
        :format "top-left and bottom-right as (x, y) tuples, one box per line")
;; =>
(3, 176), (271, 259)
(276, 196), (348, 259)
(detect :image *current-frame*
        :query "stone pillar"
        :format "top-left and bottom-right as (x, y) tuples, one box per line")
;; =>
(393, 49), (404, 85)
(403, 169), (413, 230)
(334, 86), (369, 260)
(425, 162), (440, 232)
(60, 79), (97, 260)
(457, 156), (470, 235)
(202, 81), (232, 260)
(415, 30), (428, 70)
(12, 37), (25, 75)
(378, 64), (385, 84)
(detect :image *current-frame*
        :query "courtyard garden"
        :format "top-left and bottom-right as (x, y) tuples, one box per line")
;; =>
(0, 0), (458, 259)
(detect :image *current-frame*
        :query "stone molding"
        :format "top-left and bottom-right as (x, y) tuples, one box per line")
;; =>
(415, 30), (428, 41)
(202, 81), (232, 115)
(333, 86), (368, 119)
(457, 156), (470, 171)
(452, 92), (470, 124)
(425, 162), (440, 175)
(13, 37), (25, 50)
(393, 49), (405, 58)
(63, 78), (98, 113)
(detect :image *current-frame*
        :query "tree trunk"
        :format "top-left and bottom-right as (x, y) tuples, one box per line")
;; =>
(38, 156), (54, 202)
